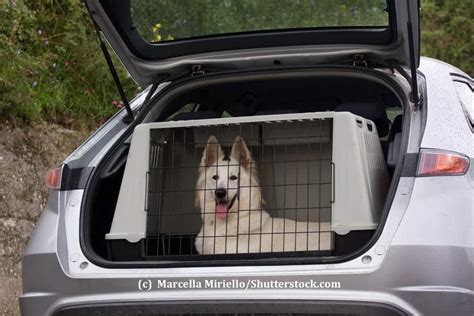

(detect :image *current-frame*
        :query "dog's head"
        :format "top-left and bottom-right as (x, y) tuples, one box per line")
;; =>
(196, 135), (258, 219)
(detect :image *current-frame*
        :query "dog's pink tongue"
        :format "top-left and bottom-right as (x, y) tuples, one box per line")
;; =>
(216, 202), (228, 219)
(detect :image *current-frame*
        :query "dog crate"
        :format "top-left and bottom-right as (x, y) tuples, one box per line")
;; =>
(106, 112), (389, 261)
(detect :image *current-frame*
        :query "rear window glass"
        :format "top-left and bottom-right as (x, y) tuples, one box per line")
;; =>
(131, 0), (389, 43)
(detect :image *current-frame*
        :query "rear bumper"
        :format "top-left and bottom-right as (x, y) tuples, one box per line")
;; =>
(20, 244), (474, 316)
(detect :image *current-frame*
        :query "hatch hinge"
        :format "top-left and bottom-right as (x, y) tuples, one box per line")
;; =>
(352, 54), (368, 67)
(191, 64), (205, 76)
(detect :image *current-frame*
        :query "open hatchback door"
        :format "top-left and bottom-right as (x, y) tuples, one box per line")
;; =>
(85, 0), (420, 86)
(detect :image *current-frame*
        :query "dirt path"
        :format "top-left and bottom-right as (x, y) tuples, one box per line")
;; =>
(0, 122), (89, 315)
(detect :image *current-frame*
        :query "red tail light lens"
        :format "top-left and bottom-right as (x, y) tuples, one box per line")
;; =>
(417, 149), (470, 177)
(45, 167), (63, 190)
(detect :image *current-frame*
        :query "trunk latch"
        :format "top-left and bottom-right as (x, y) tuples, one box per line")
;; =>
(191, 64), (205, 76)
(352, 54), (368, 67)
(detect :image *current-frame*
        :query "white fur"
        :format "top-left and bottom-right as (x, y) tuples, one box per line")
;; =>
(195, 136), (332, 254)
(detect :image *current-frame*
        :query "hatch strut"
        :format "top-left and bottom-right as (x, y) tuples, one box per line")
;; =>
(88, 17), (135, 123)
(406, 0), (421, 108)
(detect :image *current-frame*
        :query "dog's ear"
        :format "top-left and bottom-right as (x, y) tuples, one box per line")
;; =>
(231, 136), (251, 167)
(203, 135), (224, 167)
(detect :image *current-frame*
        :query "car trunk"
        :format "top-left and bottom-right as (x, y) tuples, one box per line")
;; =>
(83, 69), (407, 265)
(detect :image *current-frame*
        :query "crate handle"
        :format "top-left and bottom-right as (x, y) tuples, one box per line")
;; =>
(144, 171), (150, 212)
(330, 161), (335, 203)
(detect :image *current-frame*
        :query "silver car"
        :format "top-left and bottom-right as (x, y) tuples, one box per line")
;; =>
(20, 0), (473, 315)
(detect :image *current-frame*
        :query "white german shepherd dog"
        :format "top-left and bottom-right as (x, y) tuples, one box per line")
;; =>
(195, 136), (331, 255)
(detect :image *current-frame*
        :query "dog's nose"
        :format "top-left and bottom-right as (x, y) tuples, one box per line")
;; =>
(215, 188), (227, 199)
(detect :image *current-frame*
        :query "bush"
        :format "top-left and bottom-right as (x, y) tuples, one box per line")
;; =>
(0, 0), (137, 126)
(420, 0), (473, 75)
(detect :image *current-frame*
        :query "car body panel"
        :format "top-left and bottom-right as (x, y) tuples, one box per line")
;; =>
(84, 0), (420, 85)
(418, 58), (473, 157)
(21, 58), (474, 315)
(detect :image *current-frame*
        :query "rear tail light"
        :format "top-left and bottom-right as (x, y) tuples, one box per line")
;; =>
(417, 149), (470, 177)
(45, 166), (63, 190)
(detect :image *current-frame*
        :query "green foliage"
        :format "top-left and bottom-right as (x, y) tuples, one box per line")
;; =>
(0, 0), (137, 126)
(0, 0), (471, 126)
(420, 0), (473, 75)
(131, 0), (388, 42)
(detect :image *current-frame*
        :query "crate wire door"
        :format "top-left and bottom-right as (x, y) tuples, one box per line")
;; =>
(145, 118), (334, 259)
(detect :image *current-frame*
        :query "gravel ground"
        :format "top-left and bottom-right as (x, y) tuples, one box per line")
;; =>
(0, 122), (88, 315)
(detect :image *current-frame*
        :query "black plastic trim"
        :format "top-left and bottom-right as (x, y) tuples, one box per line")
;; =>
(449, 74), (474, 132)
(400, 153), (419, 177)
(53, 299), (407, 316)
(61, 165), (94, 190)
(96, 0), (397, 61)
(80, 66), (411, 268)
(450, 73), (473, 85)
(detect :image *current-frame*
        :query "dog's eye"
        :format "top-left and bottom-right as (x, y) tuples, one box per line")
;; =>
(212, 175), (219, 180)
(230, 175), (238, 180)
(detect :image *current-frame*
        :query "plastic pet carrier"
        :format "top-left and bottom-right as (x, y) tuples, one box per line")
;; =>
(106, 112), (389, 261)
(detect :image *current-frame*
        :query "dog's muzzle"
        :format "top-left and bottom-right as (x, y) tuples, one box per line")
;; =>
(214, 190), (238, 220)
